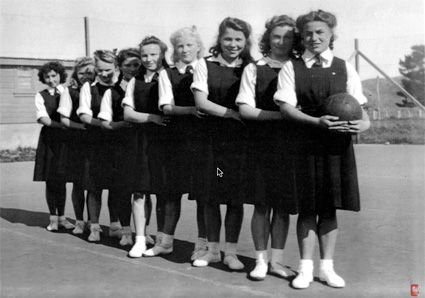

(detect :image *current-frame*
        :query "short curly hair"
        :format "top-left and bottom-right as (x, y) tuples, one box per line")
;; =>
(209, 17), (253, 63)
(37, 61), (67, 84)
(296, 10), (337, 50)
(259, 15), (295, 57)
(93, 49), (118, 66)
(138, 36), (169, 73)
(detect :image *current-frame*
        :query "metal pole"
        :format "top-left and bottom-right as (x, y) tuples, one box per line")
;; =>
(354, 39), (360, 144)
(354, 39), (359, 74)
(84, 17), (90, 56)
(358, 50), (425, 111)
(376, 76), (381, 120)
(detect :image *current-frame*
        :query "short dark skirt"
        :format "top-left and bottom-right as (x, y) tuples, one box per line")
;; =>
(145, 120), (191, 197)
(191, 117), (246, 205)
(102, 127), (139, 190)
(62, 128), (90, 184)
(33, 126), (68, 182)
(243, 121), (298, 214)
(289, 126), (360, 214)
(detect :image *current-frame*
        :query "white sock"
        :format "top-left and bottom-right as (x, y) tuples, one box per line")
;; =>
(320, 259), (334, 271)
(196, 237), (207, 249)
(135, 235), (146, 243)
(58, 215), (66, 222)
(49, 215), (58, 222)
(255, 250), (268, 264)
(299, 259), (314, 273)
(208, 242), (220, 254)
(271, 248), (284, 265)
(225, 242), (237, 256)
(91, 223), (100, 230)
(161, 233), (174, 248)
(156, 232), (164, 244)
(122, 226), (131, 234)
(75, 220), (85, 225)
(110, 221), (122, 230)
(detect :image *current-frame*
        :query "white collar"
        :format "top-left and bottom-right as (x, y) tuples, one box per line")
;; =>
(144, 67), (164, 83)
(302, 48), (333, 64)
(208, 54), (243, 68)
(46, 85), (64, 95)
(91, 72), (119, 87)
(257, 56), (286, 68)
(175, 60), (198, 74)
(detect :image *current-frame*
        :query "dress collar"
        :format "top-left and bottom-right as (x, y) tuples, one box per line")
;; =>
(209, 54), (243, 68)
(175, 60), (198, 74)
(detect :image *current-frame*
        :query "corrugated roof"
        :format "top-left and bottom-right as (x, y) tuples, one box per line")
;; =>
(0, 57), (74, 67)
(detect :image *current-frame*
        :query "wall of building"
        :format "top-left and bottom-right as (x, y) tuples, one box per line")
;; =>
(0, 58), (73, 150)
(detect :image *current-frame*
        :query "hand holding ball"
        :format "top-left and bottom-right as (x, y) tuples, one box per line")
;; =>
(321, 93), (362, 121)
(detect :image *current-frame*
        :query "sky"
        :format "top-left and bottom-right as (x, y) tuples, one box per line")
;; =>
(1, 0), (424, 79)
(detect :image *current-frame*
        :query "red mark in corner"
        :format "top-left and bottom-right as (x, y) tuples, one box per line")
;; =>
(411, 284), (419, 296)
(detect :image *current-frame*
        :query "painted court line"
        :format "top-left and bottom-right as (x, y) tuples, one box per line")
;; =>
(1, 227), (281, 298)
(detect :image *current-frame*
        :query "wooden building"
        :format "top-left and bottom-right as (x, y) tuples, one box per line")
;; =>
(0, 57), (73, 149)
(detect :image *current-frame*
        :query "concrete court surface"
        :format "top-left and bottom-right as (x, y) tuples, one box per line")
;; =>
(0, 144), (424, 298)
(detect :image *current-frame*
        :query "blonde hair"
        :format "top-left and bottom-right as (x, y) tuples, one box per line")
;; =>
(169, 26), (204, 63)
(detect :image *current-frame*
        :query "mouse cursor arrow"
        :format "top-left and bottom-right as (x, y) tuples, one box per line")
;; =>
(217, 167), (223, 177)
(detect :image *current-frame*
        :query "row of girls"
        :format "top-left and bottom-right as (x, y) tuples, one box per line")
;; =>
(33, 9), (370, 289)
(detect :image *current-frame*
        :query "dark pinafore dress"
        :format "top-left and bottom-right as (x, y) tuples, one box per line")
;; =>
(84, 83), (112, 190)
(192, 60), (247, 205)
(244, 63), (297, 213)
(291, 57), (360, 214)
(103, 85), (138, 190)
(34, 90), (67, 181)
(132, 74), (169, 195)
(62, 87), (90, 184)
(164, 67), (201, 197)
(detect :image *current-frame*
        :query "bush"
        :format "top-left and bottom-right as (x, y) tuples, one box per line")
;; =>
(0, 147), (36, 163)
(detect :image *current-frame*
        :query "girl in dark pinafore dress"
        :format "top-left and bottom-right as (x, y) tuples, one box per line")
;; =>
(123, 36), (170, 258)
(33, 61), (75, 231)
(77, 50), (122, 242)
(99, 48), (142, 247)
(191, 17), (253, 270)
(274, 10), (371, 289)
(58, 57), (95, 235)
(143, 26), (207, 259)
(237, 15), (297, 281)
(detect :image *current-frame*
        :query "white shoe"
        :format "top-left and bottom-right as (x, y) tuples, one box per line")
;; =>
(249, 262), (268, 280)
(143, 245), (173, 257)
(72, 221), (86, 235)
(193, 252), (221, 267)
(129, 241), (147, 258)
(88, 227), (101, 242)
(319, 268), (345, 287)
(223, 254), (244, 270)
(270, 262), (292, 278)
(119, 232), (133, 246)
(58, 219), (75, 230)
(109, 228), (123, 238)
(292, 271), (313, 289)
(46, 220), (58, 231)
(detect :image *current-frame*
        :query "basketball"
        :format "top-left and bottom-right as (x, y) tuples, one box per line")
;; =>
(322, 93), (363, 121)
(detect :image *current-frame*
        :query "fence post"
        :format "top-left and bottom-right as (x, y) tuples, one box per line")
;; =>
(84, 17), (90, 56)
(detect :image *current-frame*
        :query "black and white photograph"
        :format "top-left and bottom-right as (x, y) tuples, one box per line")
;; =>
(0, 0), (424, 297)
